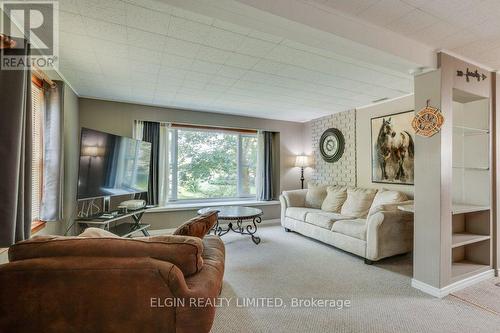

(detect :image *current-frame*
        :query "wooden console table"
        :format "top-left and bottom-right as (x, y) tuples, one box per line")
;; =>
(76, 207), (153, 237)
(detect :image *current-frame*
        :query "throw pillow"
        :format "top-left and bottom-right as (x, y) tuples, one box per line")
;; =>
(79, 227), (120, 238)
(340, 188), (378, 218)
(321, 186), (347, 212)
(173, 211), (218, 238)
(368, 189), (408, 216)
(305, 183), (327, 208)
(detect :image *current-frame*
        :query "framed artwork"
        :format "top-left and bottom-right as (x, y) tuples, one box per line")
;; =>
(371, 110), (415, 185)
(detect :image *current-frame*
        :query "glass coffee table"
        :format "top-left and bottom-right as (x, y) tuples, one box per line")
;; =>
(197, 206), (263, 244)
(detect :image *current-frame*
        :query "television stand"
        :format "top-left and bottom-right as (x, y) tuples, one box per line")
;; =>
(76, 207), (154, 237)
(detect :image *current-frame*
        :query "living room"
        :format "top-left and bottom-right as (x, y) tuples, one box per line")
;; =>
(0, 1), (499, 332)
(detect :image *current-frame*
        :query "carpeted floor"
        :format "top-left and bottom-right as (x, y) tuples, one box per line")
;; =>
(211, 223), (499, 333)
(451, 277), (500, 316)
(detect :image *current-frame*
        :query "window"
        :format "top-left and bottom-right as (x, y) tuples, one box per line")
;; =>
(31, 77), (44, 222)
(169, 126), (258, 201)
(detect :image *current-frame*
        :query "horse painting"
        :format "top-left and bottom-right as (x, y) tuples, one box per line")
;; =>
(372, 112), (415, 184)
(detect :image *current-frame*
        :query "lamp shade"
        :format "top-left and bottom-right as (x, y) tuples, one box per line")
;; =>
(81, 146), (105, 157)
(295, 155), (310, 168)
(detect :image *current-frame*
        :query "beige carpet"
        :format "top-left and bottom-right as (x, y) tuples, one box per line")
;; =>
(451, 277), (500, 316)
(211, 223), (499, 333)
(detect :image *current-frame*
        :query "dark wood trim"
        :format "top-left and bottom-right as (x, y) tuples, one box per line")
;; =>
(171, 123), (257, 134)
(31, 75), (43, 88)
(31, 221), (46, 234)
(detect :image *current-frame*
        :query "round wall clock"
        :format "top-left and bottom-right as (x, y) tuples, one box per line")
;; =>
(319, 128), (344, 163)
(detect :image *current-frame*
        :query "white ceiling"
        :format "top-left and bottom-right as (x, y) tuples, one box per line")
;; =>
(53, 0), (416, 122)
(308, 0), (500, 70)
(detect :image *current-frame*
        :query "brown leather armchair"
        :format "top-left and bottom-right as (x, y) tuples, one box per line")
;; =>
(0, 234), (225, 333)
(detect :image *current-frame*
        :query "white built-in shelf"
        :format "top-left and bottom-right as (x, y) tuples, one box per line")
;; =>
(452, 166), (489, 170)
(453, 125), (489, 135)
(396, 204), (490, 214)
(451, 260), (490, 279)
(452, 233), (490, 248)
(452, 204), (490, 214)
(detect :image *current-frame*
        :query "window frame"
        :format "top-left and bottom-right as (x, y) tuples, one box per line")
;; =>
(168, 125), (258, 203)
(30, 75), (46, 232)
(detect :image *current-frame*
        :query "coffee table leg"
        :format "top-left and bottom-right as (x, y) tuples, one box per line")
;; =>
(246, 216), (261, 244)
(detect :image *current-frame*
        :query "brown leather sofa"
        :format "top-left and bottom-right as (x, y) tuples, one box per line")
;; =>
(0, 234), (225, 333)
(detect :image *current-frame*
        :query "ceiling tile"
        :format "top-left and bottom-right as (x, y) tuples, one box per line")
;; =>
(168, 17), (211, 44)
(236, 37), (276, 57)
(59, 11), (87, 35)
(204, 27), (245, 51)
(356, 0), (414, 26)
(127, 28), (166, 52)
(190, 60), (222, 74)
(385, 9), (436, 35)
(84, 17), (127, 43)
(225, 53), (259, 69)
(125, 4), (171, 35)
(78, 0), (126, 25)
(322, 0), (380, 16)
(164, 37), (200, 57)
(195, 46), (231, 64)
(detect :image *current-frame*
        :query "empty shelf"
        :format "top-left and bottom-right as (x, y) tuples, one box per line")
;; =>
(452, 233), (490, 248)
(451, 260), (490, 279)
(452, 166), (489, 170)
(453, 126), (489, 134)
(452, 204), (490, 214)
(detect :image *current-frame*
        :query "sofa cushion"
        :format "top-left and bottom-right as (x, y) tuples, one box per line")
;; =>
(368, 189), (408, 216)
(285, 207), (321, 220)
(331, 219), (367, 240)
(305, 212), (351, 229)
(173, 211), (218, 238)
(9, 234), (204, 277)
(305, 184), (327, 208)
(321, 186), (347, 212)
(340, 188), (378, 218)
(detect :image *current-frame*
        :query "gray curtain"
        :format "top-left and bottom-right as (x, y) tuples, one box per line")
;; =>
(258, 131), (278, 201)
(40, 81), (64, 221)
(142, 121), (160, 205)
(0, 40), (32, 246)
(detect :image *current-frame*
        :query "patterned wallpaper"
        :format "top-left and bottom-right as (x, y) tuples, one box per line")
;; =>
(309, 109), (356, 187)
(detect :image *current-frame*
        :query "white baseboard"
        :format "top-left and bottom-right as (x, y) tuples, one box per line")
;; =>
(147, 218), (281, 236)
(411, 269), (495, 298)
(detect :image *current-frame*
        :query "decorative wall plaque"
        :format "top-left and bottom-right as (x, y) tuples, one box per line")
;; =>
(457, 68), (487, 82)
(319, 128), (344, 163)
(412, 100), (444, 137)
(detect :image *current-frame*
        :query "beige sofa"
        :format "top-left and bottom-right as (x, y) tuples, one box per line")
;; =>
(279, 186), (413, 264)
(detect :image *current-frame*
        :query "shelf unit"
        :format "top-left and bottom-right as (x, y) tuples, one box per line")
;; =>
(451, 91), (492, 283)
(413, 53), (495, 297)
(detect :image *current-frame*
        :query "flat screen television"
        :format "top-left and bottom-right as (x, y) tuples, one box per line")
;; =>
(77, 128), (152, 200)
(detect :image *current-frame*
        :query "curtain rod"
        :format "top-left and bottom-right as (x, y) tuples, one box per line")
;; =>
(32, 66), (56, 88)
(171, 123), (258, 134)
(0, 34), (16, 49)
(1, 34), (56, 88)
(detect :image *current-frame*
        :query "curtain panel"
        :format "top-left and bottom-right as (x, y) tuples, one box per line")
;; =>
(0, 41), (32, 246)
(134, 121), (170, 206)
(40, 81), (64, 221)
(257, 131), (279, 201)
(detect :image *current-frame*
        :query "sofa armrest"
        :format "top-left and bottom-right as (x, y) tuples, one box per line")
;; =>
(365, 210), (413, 261)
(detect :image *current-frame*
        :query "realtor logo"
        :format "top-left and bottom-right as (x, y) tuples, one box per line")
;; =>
(0, 1), (59, 70)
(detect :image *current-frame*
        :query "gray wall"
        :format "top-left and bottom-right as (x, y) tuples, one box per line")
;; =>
(78, 98), (306, 229)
